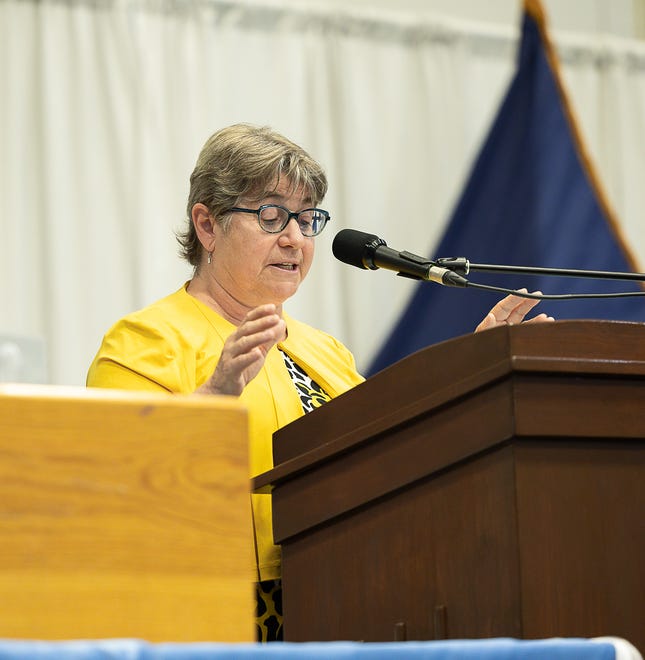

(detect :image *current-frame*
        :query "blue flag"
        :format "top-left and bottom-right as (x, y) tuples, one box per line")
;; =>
(368, 0), (645, 376)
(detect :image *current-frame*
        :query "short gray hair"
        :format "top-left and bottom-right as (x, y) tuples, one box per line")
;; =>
(177, 124), (328, 267)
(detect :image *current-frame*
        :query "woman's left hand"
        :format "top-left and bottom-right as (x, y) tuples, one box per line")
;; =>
(475, 289), (555, 332)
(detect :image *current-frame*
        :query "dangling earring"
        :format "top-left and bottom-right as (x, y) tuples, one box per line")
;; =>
(207, 251), (212, 265)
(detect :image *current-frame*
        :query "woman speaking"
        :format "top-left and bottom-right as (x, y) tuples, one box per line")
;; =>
(87, 123), (551, 641)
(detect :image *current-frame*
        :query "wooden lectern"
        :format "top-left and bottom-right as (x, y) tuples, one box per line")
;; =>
(254, 320), (645, 650)
(0, 385), (255, 642)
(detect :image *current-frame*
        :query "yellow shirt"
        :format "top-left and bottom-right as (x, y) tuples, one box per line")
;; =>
(87, 284), (364, 580)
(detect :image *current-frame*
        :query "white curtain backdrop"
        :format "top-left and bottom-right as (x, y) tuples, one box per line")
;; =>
(1, 0), (645, 385)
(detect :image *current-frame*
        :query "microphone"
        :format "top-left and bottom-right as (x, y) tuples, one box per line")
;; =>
(332, 229), (468, 287)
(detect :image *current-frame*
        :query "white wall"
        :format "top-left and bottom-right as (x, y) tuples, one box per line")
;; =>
(248, 0), (645, 38)
(2, 0), (645, 384)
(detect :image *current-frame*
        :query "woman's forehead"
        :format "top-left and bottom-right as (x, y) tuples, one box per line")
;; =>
(249, 177), (313, 204)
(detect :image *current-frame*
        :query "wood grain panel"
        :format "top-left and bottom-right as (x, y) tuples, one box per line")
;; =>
(0, 385), (254, 641)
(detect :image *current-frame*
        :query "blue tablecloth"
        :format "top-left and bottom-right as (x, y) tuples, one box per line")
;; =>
(0, 638), (619, 660)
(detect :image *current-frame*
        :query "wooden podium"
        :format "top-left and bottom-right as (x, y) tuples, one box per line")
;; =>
(0, 385), (255, 642)
(254, 320), (645, 650)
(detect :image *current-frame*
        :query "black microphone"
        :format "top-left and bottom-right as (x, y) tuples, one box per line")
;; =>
(332, 229), (468, 287)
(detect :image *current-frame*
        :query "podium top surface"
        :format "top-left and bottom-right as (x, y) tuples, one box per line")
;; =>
(255, 320), (645, 492)
(0, 382), (244, 409)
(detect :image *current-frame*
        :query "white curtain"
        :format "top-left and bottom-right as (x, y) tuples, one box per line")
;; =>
(1, 0), (645, 385)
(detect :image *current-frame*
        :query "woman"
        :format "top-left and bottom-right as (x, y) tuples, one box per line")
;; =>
(87, 123), (551, 641)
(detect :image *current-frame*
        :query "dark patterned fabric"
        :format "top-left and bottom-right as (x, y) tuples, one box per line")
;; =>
(280, 349), (331, 412)
(256, 579), (283, 642)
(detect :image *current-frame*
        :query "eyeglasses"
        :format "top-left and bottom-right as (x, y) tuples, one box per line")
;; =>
(226, 204), (330, 237)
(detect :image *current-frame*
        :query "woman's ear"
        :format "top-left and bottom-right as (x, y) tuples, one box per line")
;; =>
(192, 203), (216, 252)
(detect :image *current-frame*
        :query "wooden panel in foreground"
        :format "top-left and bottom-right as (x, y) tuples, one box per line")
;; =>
(0, 384), (254, 642)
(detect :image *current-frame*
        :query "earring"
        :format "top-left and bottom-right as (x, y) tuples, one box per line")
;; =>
(207, 251), (212, 265)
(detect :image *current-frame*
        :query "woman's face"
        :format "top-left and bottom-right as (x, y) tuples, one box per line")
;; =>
(211, 178), (316, 308)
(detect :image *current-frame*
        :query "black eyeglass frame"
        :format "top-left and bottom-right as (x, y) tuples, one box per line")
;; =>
(226, 204), (331, 237)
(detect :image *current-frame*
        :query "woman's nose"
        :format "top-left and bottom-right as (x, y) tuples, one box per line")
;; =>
(278, 217), (305, 245)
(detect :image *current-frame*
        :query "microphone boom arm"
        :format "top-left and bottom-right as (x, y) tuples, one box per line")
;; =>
(435, 258), (645, 283)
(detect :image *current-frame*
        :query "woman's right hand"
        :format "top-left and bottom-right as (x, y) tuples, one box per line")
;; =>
(197, 304), (286, 396)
